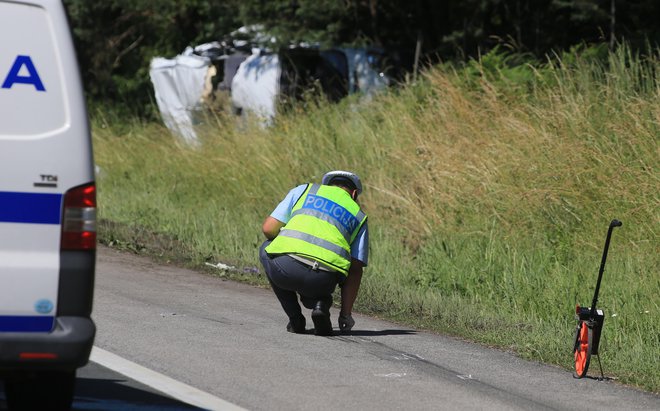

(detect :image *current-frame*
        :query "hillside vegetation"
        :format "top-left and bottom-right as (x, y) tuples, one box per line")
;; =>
(94, 46), (659, 392)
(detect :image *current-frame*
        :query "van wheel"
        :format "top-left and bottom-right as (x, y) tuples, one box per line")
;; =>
(5, 370), (76, 411)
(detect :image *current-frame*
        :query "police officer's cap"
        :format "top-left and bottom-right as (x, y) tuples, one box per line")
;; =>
(322, 170), (363, 195)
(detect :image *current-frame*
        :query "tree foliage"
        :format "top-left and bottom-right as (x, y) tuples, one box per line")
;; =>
(63, 0), (660, 111)
(64, 0), (242, 113)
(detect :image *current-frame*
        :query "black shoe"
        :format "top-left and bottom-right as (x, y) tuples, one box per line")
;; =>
(286, 314), (306, 334)
(311, 301), (332, 336)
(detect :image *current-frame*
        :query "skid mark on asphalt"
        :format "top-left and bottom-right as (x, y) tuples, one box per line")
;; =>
(374, 373), (408, 378)
(343, 336), (559, 411)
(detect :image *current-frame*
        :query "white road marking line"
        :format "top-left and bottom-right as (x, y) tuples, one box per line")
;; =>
(90, 346), (247, 411)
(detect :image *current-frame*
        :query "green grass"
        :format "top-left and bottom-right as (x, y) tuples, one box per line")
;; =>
(93, 45), (659, 392)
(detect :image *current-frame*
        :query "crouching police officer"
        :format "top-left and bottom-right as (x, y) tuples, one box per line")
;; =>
(259, 170), (369, 336)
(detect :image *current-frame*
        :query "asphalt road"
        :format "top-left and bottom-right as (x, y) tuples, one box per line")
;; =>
(88, 246), (658, 411)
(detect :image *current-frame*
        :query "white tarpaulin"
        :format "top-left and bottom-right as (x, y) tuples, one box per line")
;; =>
(230, 50), (280, 123)
(149, 53), (213, 145)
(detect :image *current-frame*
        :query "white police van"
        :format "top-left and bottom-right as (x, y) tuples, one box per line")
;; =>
(0, 0), (96, 409)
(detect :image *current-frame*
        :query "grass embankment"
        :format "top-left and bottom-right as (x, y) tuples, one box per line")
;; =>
(93, 47), (659, 392)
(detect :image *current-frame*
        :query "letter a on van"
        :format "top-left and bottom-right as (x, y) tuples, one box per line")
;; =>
(0, 0), (96, 409)
(2, 55), (47, 91)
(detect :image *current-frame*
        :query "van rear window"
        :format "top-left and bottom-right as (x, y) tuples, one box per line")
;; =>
(0, 3), (66, 138)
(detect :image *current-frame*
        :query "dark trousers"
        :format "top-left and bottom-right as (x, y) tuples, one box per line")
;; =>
(259, 241), (343, 320)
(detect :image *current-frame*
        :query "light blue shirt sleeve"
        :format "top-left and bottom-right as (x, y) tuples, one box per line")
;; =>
(270, 184), (308, 224)
(271, 184), (369, 267)
(351, 221), (369, 266)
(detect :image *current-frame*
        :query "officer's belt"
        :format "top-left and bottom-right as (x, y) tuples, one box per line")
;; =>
(288, 254), (336, 272)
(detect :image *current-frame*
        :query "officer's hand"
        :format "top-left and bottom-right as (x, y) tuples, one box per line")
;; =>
(338, 314), (355, 333)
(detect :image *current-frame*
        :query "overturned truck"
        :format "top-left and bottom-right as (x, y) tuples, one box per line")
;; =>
(150, 43), (392, 143)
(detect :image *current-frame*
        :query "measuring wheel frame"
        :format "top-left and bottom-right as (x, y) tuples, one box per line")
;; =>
(571, 219), (621, 380)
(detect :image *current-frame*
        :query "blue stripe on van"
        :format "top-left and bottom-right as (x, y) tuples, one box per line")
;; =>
(0, 316), (55, 332)
(0, 191), (62, 224)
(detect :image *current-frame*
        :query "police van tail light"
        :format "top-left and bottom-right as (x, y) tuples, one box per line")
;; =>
(61, 182), (96, 250)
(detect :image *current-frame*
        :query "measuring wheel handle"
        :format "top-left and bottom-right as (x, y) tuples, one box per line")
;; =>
(572, 219), (622, 380)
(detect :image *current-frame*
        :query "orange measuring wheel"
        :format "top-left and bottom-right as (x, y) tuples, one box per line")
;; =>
(573, 315), (592, 378)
